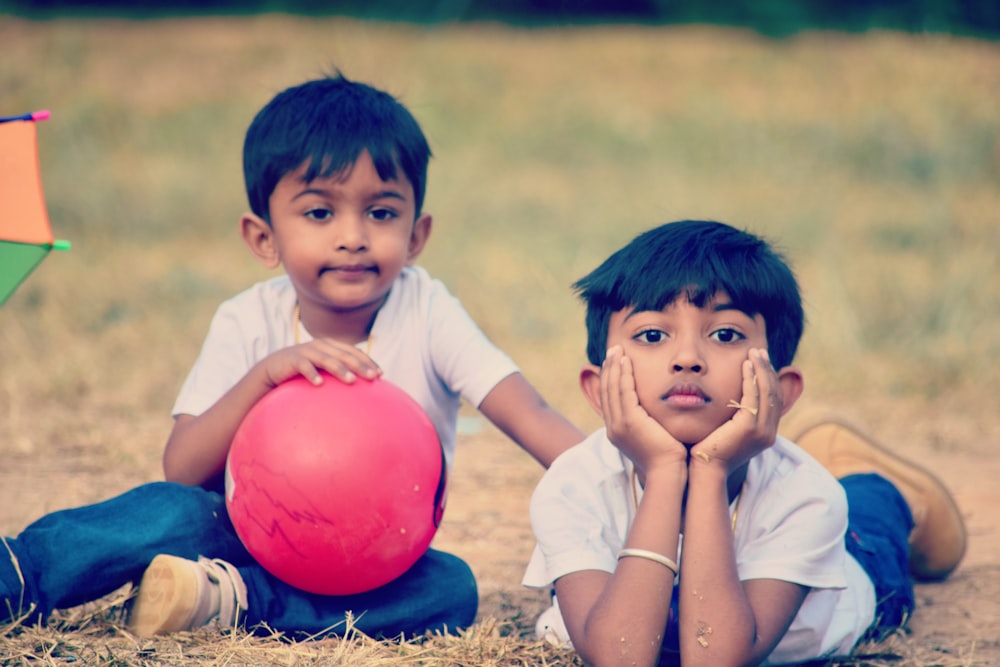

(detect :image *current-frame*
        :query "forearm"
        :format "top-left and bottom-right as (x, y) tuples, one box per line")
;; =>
(575, 464), (686, 667)
(515, 406), (586, 468)
(479, 373), (585, 468)
(678, 461), (758, 667)
(162, 364), (276, 486)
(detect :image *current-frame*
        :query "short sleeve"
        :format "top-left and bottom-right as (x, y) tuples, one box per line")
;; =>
(171, 277), (297, 418)
(523, 433), (631, 588)
(172, 302), (256, 418)
(735, 455), (849, 590)
(424, 282), (519, 408)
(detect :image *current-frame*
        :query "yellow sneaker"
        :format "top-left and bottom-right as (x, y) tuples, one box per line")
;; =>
(790, 418), (966, 581)
(128, 554), (247, 637)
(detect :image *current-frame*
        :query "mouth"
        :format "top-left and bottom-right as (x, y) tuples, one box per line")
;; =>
(322, 264), (377, 277)
(662, 384), (710, 409)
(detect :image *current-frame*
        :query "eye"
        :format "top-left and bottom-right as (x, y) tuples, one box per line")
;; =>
(305, 207), (332, 222)
(710, 328), (745, 344)
(634, 328), (666, 344)
(368, 207), (398, 223)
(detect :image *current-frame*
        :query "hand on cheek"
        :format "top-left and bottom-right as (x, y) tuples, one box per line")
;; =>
(601, 346), (686, 475)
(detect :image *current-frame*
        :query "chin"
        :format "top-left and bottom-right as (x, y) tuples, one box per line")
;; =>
(662, 423), (715, 448)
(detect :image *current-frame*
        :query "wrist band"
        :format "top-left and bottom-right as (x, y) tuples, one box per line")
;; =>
(617, 548), (679, 575)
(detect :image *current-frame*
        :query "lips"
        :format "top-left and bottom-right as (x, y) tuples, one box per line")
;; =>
(322, 264), (376, 277)
(663, 384), (710, 408)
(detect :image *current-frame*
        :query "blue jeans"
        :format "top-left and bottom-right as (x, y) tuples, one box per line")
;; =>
(841, 473), (915, 641)
(0, 482), (477, 637)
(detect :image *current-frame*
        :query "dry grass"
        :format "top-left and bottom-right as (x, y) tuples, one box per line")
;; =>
(1, 14), (998, 667)
(1, 597), (583, 666)
(0, 595), (985, 667)
(0, 587), (984, 667)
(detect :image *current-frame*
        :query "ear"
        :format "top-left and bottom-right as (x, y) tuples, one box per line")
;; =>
(241, 212), (281, 270)
(406, 213), (433, 265)
(579, 364), (605, 419)
(775, 365), (805, 417)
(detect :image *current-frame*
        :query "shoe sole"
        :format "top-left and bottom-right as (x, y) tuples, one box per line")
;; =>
(789, 416), (967, 581)
(128, 554), (201, 636)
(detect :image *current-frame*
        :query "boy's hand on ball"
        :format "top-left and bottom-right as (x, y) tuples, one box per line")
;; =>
(261, 340), (382, 387)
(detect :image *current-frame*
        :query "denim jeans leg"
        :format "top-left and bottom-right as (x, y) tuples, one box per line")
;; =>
(841, 473), (915, 641)
(239, 547), (478, 639)
(1, 481), (250, 623)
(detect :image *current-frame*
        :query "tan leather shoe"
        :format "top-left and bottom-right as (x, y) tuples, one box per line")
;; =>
(128, 555), (247, 636)
(789, 418), (966, 581)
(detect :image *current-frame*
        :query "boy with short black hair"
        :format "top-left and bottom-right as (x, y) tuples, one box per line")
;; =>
(130, 72), (591, 638)
(522, 220), (966, 666)
(0, 73), (585, 640)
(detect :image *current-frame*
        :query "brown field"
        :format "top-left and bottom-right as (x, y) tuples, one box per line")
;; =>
(1, 15), (998, 665)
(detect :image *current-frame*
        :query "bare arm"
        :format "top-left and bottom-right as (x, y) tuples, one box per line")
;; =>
(677, 349), (808, 667)
(163, 338), (381, 486)
(555, 347), (690, 666)
(679, 458), (808, 667)
(556, 461), (687, 667)
(477, 372), (585, 468)
(163, 363), (278, 486)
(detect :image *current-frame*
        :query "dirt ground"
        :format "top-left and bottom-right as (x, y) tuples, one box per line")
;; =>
(1, 403), (998, 665)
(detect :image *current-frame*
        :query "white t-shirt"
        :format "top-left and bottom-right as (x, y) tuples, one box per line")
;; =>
(172, 265), (519, 469)
(522, 429), (876, 665)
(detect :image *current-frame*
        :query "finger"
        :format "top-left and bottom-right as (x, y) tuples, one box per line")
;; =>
(619, 354), (641, 414)
(615, 352), (651, 441)
(313, 360), (357, 383)
(750, 348), (781, 422)
(334, 344), (382, 378)
(310, 340), (381, 380)
(738, 357), (759, 420)
(602, 346), (624, 427)
(722, 358), (760, 421)
(307, 349), (361, 384)
(293, 359), (327, 386)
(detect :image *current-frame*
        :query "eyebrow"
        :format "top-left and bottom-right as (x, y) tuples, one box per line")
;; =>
(621, 299), (750, 322)
(291, 187), (408, 203)
(371, 189), (407, 202)
(712, 300), (759, 318)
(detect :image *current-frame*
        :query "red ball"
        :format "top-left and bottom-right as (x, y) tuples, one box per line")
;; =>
(225, 373), (446, 595)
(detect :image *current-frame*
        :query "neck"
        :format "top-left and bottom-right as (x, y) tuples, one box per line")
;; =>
(295, 299), (380, 346)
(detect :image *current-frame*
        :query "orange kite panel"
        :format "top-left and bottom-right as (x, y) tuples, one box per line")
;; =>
(0, 120), (53, 246)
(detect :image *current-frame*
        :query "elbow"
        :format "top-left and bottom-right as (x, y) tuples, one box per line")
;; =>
(680, 639), (766, 667)
(575, 631), (662, 667)
(161, 446), (207, 486)
(161, 451), (190, 484)
(579, 649), (660, 667)
(161, 418), (215, 486)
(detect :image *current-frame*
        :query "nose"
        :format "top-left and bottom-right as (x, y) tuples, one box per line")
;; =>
(333, 214), (368, 251)
(670, 334), (705, 374)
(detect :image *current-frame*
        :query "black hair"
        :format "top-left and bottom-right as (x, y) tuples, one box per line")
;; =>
(573, 220), (804, 370)
(243, 72), (431, 222)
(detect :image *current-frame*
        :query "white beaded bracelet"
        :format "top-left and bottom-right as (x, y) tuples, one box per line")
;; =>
(617, 548), (679, 575)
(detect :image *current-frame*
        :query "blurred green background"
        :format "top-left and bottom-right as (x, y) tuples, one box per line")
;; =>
(5, 0), (1000, 37)
(1, 14), (998, 467)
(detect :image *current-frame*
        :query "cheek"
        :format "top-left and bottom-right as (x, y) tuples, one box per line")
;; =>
(372, 229), (411, 256)
(629, 364), (663, 406)
(717, 366), (748, 402)
(280, 241), (318, 266)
